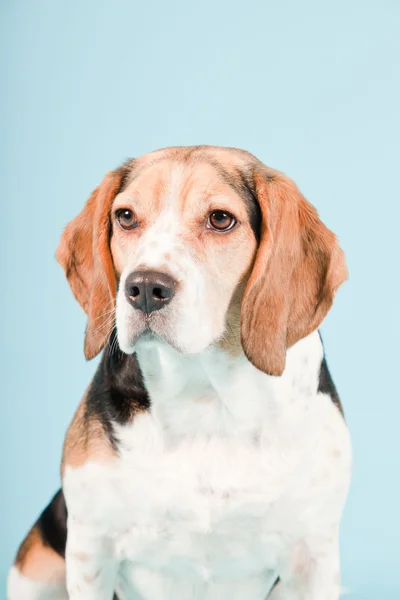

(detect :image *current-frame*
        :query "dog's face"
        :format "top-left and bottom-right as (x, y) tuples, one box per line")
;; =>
(57, 146), (348, 375)
(111, 156), (259, 355)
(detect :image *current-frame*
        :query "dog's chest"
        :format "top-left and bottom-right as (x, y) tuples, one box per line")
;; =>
(67, 415), (292, 567)
(66, 425), (296, 600)
(120, 433), (287, 553)
(63, 335), (351, 597)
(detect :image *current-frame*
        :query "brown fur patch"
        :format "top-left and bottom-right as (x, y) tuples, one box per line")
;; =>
(241, 168), (348, 375)
(56, 170), (124, 360)
(15, 525), (65, 582)
(61, 390), (116, 476)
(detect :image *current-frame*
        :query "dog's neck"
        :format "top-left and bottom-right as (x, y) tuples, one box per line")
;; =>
(133, 331), (323, 439)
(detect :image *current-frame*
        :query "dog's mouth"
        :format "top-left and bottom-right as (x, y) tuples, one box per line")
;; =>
(137, 329), (158, 344)
(137, 326), (184, 353)
(117, 317), (183, 355)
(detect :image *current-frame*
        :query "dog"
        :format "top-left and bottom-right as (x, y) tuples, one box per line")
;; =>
(8, 146), (352, 600)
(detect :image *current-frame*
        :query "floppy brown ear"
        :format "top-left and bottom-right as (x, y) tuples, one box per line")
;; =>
(56, 170), (124, 359)
(241, 168), (348, 376)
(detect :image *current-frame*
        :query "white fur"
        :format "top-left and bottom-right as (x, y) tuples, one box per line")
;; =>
(7, 566), (68, 600)
(63, 331), (352, 599)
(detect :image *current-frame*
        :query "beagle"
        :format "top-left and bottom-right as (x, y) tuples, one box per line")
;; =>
(8, 146), (352, 600)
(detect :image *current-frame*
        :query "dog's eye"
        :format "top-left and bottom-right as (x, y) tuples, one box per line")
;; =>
(208, 211), (236, 232)
(116, 208), (138, 230)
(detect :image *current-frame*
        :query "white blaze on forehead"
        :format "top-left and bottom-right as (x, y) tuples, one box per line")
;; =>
(133, 165), (188, 273)
(165, 163), (187, 209)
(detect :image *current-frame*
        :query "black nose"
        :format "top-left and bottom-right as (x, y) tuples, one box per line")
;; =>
(125, 270), (177, 314)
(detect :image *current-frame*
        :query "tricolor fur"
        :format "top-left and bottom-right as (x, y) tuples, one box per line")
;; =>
(9, 146), (351, 600)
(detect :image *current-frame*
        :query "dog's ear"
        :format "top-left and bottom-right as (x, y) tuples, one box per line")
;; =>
(56, 169), (124, 359)
(241, 168), (348, 376)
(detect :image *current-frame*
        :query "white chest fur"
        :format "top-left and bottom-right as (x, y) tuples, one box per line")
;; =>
(63, 332), (352, 600)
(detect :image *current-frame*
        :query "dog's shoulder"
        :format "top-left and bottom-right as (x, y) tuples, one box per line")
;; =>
(62, 332), (150, 474)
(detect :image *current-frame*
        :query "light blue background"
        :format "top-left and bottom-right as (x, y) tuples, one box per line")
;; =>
(1, 0), (399, 597)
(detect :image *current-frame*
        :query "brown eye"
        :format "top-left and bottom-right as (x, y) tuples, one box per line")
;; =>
(116, 208), (138, 230)
(208, 210), (236, 231)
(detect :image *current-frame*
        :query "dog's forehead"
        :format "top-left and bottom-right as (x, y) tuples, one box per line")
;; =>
(128, 159), (227, 202)
(136, 145), (255, 171)
(115, 146), (259, 222)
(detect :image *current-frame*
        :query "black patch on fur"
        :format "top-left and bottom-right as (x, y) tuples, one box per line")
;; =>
(36, 489), (68, 558)
(85, 329), (150, 449)
(318, 333), (344, 416)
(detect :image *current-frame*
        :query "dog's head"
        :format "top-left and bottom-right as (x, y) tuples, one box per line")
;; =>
(56, 146), (347, 375)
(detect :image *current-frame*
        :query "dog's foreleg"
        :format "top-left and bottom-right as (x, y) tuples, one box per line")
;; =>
(66, 522), (117, 600)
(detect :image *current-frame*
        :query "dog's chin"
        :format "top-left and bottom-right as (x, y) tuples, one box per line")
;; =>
(134, 330), (172, 351)
(117, 325), (183, 355)
(117, 323), (216, 357)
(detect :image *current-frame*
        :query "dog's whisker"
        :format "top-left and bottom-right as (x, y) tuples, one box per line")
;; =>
(111, 330), (120, 355)
(90, 305), (116, 324)
(105, 325), (118, 354)
(92, 314), (116, 336)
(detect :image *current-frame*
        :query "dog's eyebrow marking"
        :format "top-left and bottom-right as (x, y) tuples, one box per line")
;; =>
(116, 160), (136, 194)
(233, 169), (262, 241)
(117, 157), (171, 193)
(194, 155), (262, 241)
